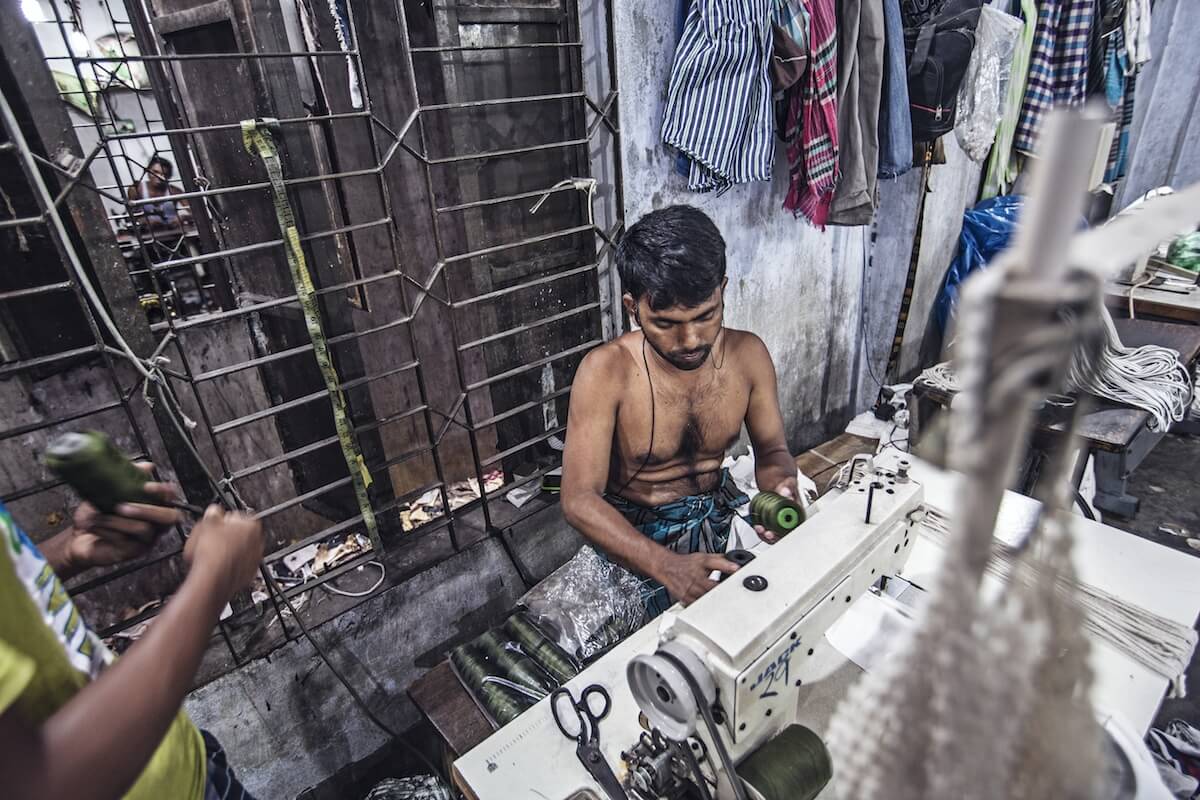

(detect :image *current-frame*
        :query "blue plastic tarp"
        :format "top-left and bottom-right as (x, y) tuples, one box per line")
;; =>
(933, 194), (1023, 335)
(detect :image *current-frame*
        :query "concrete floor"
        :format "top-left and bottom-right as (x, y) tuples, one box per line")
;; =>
(1108, 431), (1200, 730)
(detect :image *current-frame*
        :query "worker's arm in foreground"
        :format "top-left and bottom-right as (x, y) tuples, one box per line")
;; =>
(743, 334), (799, 543)
(562, 346), (737, 605)
(0, 504), (264, 800)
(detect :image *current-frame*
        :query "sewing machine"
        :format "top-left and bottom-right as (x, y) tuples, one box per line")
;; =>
(453, 452), (924, 800)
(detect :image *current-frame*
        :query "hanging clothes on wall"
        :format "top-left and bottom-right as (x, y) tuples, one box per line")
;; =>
(1013, 0), (1097, 156)
(828, 0), (887, 226)
(1123, 0), (1150, 68)
(1100, 0), (1144, 185)
(783, 0), (839, 226)
(1084, 0), (1119, 96)
(662, 0), (776, 193)
(1103, 34), (1136, 183)
(878, 0), (914, 179)
(672, 0), (693, 179)
(955, 5), (1024, 163)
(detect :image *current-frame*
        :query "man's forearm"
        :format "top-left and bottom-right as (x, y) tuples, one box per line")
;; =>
(754, 446), (797, 493)
(563, 492), (672, 583)
(17, 565), (228, 800)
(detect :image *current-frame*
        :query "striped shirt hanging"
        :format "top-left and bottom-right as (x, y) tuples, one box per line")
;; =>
(783, 0), (838, 226)
(662, 0), (776, 193)
(1013, 0), (1095, 156)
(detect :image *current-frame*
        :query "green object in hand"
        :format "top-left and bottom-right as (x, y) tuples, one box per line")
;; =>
(750, 490), (806, 536)
(44, 431), (154, 512)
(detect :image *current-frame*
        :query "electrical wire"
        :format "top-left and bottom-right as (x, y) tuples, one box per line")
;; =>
(260, 570), (447, 780)
(322, 561), (387, 598)
(1127, 273), (1156, 320)
(859, 221), (886, 392)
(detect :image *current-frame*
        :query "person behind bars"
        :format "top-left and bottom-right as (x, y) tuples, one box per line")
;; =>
(562, 205), (799, 618)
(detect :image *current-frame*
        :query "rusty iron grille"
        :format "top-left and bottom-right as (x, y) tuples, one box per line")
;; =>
(0, 0), (622, 678)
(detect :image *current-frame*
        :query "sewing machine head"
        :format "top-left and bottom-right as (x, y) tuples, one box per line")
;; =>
(622, 453), (924, 799)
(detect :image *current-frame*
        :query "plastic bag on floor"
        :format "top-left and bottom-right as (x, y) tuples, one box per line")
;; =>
(518, 545), (650, 664)
(955, 6), (1023, 162)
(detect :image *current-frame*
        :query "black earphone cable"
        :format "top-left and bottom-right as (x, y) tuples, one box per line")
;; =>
(612, 332), (657, 500)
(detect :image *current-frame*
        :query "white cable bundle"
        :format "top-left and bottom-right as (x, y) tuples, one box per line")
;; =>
(916, 361), (961, 394)
(1068, 303), (1193, 431)
(920, 302), (1193, 432)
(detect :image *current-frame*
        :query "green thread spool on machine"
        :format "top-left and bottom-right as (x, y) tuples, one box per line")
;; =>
(736, 724), (832, 800)
(44, 431), (157, 512)
(749, 490), (806, 537)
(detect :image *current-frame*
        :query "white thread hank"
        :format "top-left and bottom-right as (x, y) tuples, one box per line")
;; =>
(918, 507), (1198, 696)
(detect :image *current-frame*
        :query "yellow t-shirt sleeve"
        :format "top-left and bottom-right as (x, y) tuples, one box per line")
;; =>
(0, 636), (35, 715)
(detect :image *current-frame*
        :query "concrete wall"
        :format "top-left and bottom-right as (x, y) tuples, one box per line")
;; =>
(1114, 0), (1200, 211)
(614, 3), (984, 450)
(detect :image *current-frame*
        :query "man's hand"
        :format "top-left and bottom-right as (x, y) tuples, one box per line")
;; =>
(655, 552), (741, 606)
(45, 463), (180, 579)
(753, 479), (800, 544)
(183, 505), (264, 602)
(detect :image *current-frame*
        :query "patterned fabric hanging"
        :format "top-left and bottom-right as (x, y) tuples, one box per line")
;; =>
(782, 0), (838, 227)
(662, 0), (776, 193)
(1013, 0), (1096, 156)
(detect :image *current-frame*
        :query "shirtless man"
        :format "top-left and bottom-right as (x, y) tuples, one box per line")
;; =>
(562, 205), (799, 618)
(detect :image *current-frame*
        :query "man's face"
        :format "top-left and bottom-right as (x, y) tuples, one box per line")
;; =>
(626, 283), (725, 371)
(147, 163), (168, 191)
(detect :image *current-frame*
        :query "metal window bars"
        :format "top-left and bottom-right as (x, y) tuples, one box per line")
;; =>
(0, 0), (622, 679)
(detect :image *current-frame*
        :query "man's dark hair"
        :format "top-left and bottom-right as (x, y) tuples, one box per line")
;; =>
(617, 205), (726, 311)
(148, 155), (174, 178)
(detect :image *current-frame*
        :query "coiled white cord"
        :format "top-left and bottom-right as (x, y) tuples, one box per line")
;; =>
(1068, 304), (1193, 431)
(919, 305), (1193, 431)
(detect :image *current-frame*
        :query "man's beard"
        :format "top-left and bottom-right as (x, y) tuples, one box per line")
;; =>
(652, 341), (712, 371)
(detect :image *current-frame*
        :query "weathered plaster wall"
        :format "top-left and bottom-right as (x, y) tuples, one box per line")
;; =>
(614, 3), (983, 449)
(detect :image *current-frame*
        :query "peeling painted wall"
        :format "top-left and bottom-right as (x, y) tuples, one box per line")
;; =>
(613, 2), (984, 450)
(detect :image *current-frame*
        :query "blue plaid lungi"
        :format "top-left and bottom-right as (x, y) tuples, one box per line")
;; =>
(203, 730), (257, 800)
(606, 469), (749, 619)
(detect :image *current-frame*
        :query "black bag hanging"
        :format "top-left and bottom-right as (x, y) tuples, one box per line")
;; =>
(902, 0), (984, 141)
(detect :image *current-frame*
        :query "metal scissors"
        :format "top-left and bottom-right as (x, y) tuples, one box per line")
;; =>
(551, 683), (627, 800)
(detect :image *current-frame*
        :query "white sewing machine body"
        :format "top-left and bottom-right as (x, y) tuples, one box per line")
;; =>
(454, 456), (924, 800)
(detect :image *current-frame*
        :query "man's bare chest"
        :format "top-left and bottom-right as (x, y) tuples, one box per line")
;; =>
(619, 373), (749, 465)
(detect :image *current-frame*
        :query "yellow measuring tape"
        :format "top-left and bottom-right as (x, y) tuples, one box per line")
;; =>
(241, 118), (380, 550)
